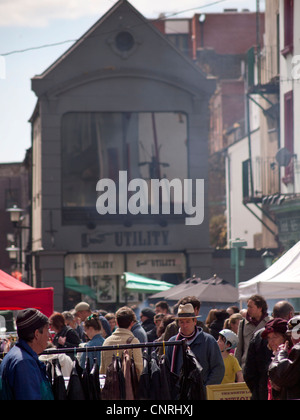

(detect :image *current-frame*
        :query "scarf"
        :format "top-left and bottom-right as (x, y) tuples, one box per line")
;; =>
(246, 311), (268, 327)
(170, 327), (198, 373)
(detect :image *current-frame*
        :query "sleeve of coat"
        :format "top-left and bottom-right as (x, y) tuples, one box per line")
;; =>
(269, 346), (300, 389)
(206, 336), (225, 385)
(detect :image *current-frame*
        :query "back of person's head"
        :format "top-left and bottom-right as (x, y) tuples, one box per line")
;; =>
(84, 313), (102, 331)
(155, 301), (171, 313)
(49, 312), (66, 331)
(215, 309), (229, 322)
(116, 306), (137, 329)
(272, 301), (295, 320)
(205, 309), (218, 325)
(228, 313), (243, 325)
(62, 311), (74, 323)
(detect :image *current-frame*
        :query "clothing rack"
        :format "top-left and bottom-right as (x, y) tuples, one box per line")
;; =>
(41, 339), (187, 355)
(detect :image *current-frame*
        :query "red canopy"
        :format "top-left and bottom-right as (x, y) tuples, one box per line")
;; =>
(0, 269), (54, 317)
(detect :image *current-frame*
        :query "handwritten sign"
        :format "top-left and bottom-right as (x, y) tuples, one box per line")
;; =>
(206, 383), (252, 400)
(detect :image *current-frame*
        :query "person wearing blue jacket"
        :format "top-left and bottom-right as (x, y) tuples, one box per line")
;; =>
(80, 313), (104, 369)
(166, 303), (225, 386)
(0, 308), (54, 400)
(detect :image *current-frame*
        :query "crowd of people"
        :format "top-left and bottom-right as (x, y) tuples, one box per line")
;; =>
(0, 294), (300, 400)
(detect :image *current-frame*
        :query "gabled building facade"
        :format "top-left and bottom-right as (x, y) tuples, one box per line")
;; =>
(30, 0), (216, 311)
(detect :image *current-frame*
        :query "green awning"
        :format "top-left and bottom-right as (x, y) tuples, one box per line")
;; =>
(65, 277), (96, 300)
(122, 272), (174, 293)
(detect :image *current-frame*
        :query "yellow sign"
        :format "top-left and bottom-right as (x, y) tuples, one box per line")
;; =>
(206, 383), (252, 401)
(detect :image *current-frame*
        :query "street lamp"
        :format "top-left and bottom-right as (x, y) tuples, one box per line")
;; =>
(262, 249), (275, 269)
(5, 204), (31, 283)
(5, 244), (20, 260)
(6, 204), (24, 225)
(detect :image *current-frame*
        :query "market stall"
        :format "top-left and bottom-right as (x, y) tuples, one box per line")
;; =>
(0, 269), (54, 317)
(239, 241), (300, 300)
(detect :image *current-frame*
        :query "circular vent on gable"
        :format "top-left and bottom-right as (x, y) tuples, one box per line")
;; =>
(107, 29), (141, 59)
(115, 31), (135, 52)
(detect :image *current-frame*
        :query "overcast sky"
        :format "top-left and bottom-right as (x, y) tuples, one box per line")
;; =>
(0, 0), (265, 163)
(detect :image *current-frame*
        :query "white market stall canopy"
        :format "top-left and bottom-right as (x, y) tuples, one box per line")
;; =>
(122, 272), (174, 293)
(239, 241), (300, 300)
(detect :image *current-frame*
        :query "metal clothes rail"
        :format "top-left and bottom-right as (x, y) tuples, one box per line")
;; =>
(41, 339), (187, 356)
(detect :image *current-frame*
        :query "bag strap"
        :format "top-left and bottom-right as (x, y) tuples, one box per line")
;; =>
(126, 336), (134, 344)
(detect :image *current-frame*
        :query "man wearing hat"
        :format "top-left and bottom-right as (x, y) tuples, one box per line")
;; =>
(0, 308), (54, 400)
(165, 303), (225, 386)
(74, 301), (111, 339)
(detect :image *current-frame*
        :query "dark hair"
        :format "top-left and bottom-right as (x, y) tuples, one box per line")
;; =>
(248, 295), (268, 314)
(116, 306), (137, 328)
(84, 313), (102, 331)
(175, 296), (201, 312)
(155, 301), (170, 313)
(272, 301), (294, 319)
(215, 309), (229, 321)
(154, 313), (165, 322)
(49, 313), (66, 331)
(157, 314), (175, 337)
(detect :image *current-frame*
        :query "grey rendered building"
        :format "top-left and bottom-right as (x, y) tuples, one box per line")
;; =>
(30, 0), (216, 311)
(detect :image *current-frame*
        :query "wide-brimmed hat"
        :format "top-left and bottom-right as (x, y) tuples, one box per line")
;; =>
(175, 303), (197, 319)
(261, 318), (288, 339)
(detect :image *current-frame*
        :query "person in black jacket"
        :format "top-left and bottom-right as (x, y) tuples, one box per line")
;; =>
(244, 300), (294, 400)
(209, 310), (229, 340)
(49, 312), (81, 359)
(140, 307), (155, 333)
(147, 313), (164, 342)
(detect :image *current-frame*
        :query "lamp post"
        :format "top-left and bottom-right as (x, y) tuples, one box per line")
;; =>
(262, 249), (275, 269)
(6, 204), (31, 283)
(230, 238), (248, 287)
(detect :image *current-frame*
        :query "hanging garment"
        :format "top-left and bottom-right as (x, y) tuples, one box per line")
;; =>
(66, 359), (86, 400)
(122, 335), (139, 400)
(82, 356), (92, 400)
(130, 353), (139, 400)
(102, 354), (126, 400)
(89, 358), (101, 401)
(52, 358), (67, 400)
(179, 347), (206, 401)
(137, 351), (151, 400)
(159, 354), (179, 400)
(123, 350), (134, 400)
(149, 351), (161, 400)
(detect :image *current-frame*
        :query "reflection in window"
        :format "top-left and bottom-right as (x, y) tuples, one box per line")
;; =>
(62, 112), (188, 208)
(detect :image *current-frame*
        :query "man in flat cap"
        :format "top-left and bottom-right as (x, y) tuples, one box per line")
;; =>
(0, 308), (54, 400)
(74, 301), (111, 339)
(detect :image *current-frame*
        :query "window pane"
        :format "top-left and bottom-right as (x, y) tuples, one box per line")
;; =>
(62, 112), (188, 208)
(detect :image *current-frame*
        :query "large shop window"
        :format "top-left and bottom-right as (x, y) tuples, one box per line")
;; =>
(61, 112), (188, 213)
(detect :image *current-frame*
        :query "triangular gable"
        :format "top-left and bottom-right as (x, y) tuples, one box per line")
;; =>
(32, 0), (215, 97)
